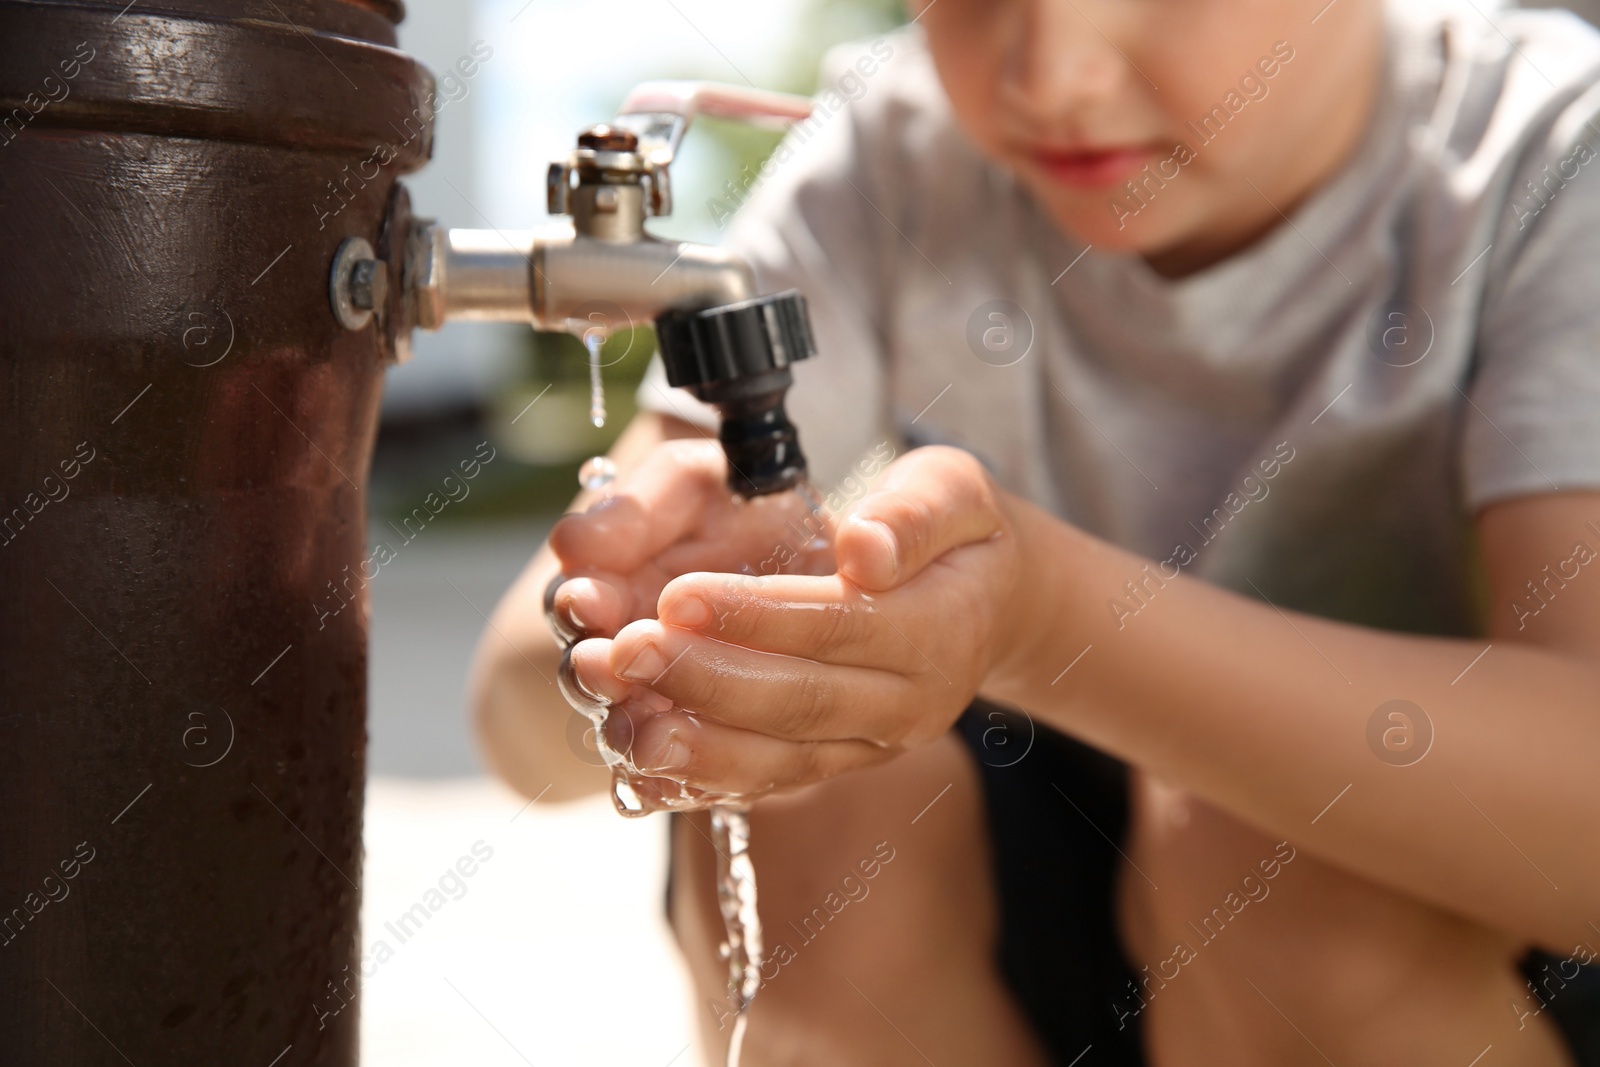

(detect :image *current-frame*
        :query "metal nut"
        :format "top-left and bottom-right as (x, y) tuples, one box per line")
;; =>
(406, 220), (446, 333)
(577, 123), (638, 152)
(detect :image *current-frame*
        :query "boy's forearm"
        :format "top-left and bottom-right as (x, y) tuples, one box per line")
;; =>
(470, 548), (610, 803)
(985, 492), (1600, 951)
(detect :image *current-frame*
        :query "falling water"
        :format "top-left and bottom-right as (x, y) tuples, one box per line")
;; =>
(551, 465), (833, 1067)
(712, 804), (759, 1067)
(584, 327), (606, 428)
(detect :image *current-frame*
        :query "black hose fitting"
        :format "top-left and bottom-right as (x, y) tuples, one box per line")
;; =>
(655, 290), (817, 497)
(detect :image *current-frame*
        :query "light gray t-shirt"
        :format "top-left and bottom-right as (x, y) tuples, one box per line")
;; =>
(637, 1), (1600, 638)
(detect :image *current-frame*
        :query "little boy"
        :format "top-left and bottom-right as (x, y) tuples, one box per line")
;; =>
(473, 1), (1600, 1062)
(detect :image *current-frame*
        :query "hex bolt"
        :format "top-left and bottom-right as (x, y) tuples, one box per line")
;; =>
(329, 236), (380, 331)
(350, 259), (388, 310)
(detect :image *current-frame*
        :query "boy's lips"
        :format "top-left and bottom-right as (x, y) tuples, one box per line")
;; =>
(1028, 144), (1157, 189)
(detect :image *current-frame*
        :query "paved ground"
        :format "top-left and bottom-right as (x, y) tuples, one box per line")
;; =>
(363, 520), (697, 1066)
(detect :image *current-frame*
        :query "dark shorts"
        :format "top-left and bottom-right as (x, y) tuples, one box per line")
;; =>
(952, 701), (1600, 1066)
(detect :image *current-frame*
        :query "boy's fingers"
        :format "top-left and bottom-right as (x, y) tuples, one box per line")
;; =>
(836, 446), (1004, 591)
(569, 637), (675, 714)
(657, 572), (923, 673)
(551, 575), (630, 639)
(548, 439), (728, 573)
(625, 709), (890, 797)
(607, 620), (913, 743)
(569, 638), (628, 703)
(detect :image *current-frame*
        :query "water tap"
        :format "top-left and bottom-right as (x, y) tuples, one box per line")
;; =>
(334, 81), (821, 497)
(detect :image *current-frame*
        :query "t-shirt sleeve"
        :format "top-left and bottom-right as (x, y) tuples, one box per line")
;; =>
(633, 41), (899, 492)
(1463, 87), (1600, 510)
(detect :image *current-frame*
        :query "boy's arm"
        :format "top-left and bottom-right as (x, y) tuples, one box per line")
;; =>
(986, 486), (1600, 955)
(468, 409), (707, 803)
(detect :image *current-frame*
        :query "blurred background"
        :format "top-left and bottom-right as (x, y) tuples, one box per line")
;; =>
(360, 1), (1600, 1064)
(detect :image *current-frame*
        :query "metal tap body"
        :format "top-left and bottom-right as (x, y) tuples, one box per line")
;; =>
(404, 221), (758, 334)
(331, 83), (821, 496)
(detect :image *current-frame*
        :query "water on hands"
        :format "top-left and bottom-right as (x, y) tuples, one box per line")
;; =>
(552, 435), (831, 1066)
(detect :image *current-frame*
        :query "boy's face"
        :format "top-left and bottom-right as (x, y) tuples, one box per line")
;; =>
(911, 0), (1384, 275)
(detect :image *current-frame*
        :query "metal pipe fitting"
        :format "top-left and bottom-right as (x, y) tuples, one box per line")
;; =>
(352, 82), (816, 350)
(405, 222), (757, 336)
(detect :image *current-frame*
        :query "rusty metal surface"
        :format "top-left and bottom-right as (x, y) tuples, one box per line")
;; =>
(0, 1), (431, 1063)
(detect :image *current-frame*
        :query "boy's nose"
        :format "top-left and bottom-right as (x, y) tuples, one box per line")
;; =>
(999, 0), (1132, 122)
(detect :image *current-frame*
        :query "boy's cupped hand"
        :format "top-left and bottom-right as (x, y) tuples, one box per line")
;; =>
(549, 439), (1024, 812)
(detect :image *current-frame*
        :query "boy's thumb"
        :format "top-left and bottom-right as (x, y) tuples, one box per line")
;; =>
(835, 446), (1002, 591)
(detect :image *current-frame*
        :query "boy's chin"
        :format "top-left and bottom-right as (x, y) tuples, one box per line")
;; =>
(1033, 188), (1285, 276)
(1034, 201), (1196, 260)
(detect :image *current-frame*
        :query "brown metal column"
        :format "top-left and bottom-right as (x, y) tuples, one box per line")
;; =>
(0, 2), (432, 1063)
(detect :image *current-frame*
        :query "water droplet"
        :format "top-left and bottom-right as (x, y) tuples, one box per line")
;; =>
(613, 777), (645, 815)
(579, 455), (616, 492)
